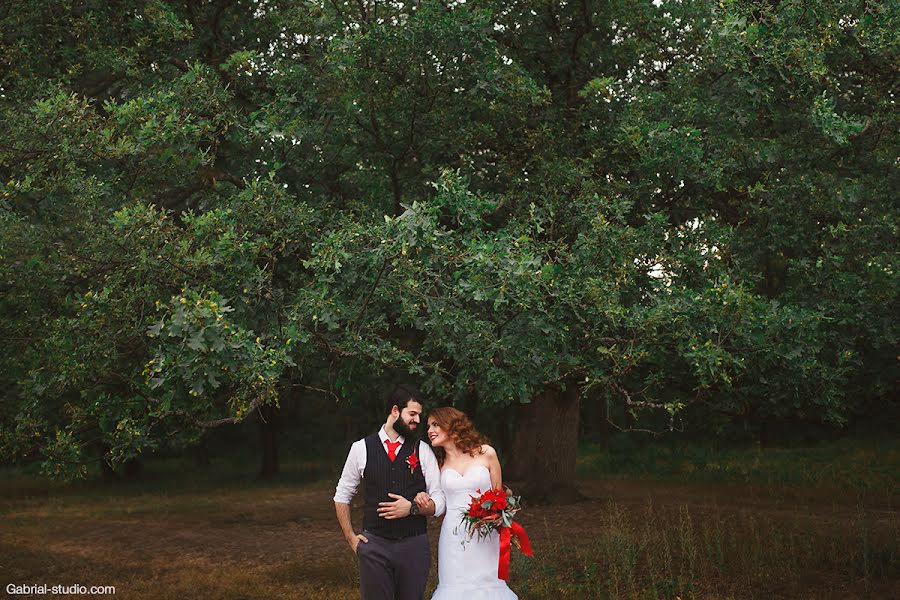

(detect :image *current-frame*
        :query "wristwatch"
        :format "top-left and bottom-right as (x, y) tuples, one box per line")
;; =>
(409, 501), (420, 517)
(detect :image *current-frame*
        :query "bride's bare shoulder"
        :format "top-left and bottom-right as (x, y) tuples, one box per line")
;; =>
(479, 444), (497, 457)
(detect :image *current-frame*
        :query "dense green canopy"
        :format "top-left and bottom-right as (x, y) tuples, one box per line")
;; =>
(1, 0), (896, 480)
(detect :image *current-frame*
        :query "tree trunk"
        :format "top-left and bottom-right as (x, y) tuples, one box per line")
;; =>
(598, 395), (610, 452)
(461, 383), (479, 422)
(495, 404), (514, 456)
(582, 388), (610, 452)
(193, 436), (211, 467)
(98, 443), (119, 482)
(757, 417), (770, 448)
(97, 442), (143, 482)
(258, 403), (280, 479)
(122, 457), (144, 480)
(508, 383), (584, 504)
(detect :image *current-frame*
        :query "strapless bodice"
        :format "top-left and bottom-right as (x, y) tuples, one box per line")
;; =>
(441, 464), (492, 512)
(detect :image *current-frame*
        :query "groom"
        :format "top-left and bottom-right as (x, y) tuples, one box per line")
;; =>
(334, 383), (446, 600)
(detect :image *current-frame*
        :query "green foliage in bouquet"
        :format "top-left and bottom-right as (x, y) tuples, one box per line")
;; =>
(461, 487), (522, 542)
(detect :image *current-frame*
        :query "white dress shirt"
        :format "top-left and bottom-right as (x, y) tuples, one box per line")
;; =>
(333, 426), (446, 517)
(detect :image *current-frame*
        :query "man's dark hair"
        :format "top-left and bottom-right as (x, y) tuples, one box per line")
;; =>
(384, 383), (424, 414)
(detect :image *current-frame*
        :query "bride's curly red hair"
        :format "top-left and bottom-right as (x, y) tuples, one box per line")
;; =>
(427, 406), (488, 467)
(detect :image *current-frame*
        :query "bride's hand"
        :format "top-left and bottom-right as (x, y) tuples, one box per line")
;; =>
(413, 492), (431, 510)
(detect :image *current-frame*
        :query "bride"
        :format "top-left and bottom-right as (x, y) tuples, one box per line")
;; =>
(414, 407), (518, 599)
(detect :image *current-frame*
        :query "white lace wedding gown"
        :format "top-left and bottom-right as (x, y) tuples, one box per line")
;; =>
(430, 464), (518, 599)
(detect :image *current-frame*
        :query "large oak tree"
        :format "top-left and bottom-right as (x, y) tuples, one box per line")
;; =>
(1, 1), (895, 497)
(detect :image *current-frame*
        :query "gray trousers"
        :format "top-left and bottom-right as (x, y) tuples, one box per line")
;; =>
(357, 531), (430, 600)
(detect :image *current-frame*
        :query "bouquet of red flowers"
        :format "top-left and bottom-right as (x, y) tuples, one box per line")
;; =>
(460, 487), (533, 580)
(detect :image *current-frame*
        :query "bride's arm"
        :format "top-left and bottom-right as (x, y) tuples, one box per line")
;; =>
(419, 442), (446, 517)
(481, 444), (502, 489)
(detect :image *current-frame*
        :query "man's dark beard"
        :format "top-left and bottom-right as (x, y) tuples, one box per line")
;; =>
(394, 415), (418, 439)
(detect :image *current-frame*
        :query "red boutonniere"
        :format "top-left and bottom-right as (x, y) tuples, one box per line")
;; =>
(406, 451), (420, 474)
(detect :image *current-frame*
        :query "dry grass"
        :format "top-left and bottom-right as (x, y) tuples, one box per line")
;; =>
(2, 480), (363, 599)
(1, 458), (898, 599)
(509, 482), (899, 599)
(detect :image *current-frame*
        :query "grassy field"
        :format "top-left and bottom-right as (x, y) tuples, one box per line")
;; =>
(1, 438), (898, 599)
(577, 434), (900, 493)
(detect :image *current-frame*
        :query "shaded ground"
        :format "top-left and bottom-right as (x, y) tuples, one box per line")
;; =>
(1, 477), (897, 599)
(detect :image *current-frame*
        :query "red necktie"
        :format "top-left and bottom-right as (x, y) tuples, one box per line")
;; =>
(385, 439), (401, 462)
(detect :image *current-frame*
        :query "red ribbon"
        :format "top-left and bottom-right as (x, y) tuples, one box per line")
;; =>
(498, 522), (533, 581)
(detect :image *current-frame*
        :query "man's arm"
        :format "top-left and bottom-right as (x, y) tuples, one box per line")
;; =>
(335, 501), (368, 553)
(333, 440), (367, 553)
(333, 439), (364, 504)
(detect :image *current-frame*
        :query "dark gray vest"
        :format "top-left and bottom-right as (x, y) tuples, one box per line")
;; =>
(362, 433), (427, 539)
